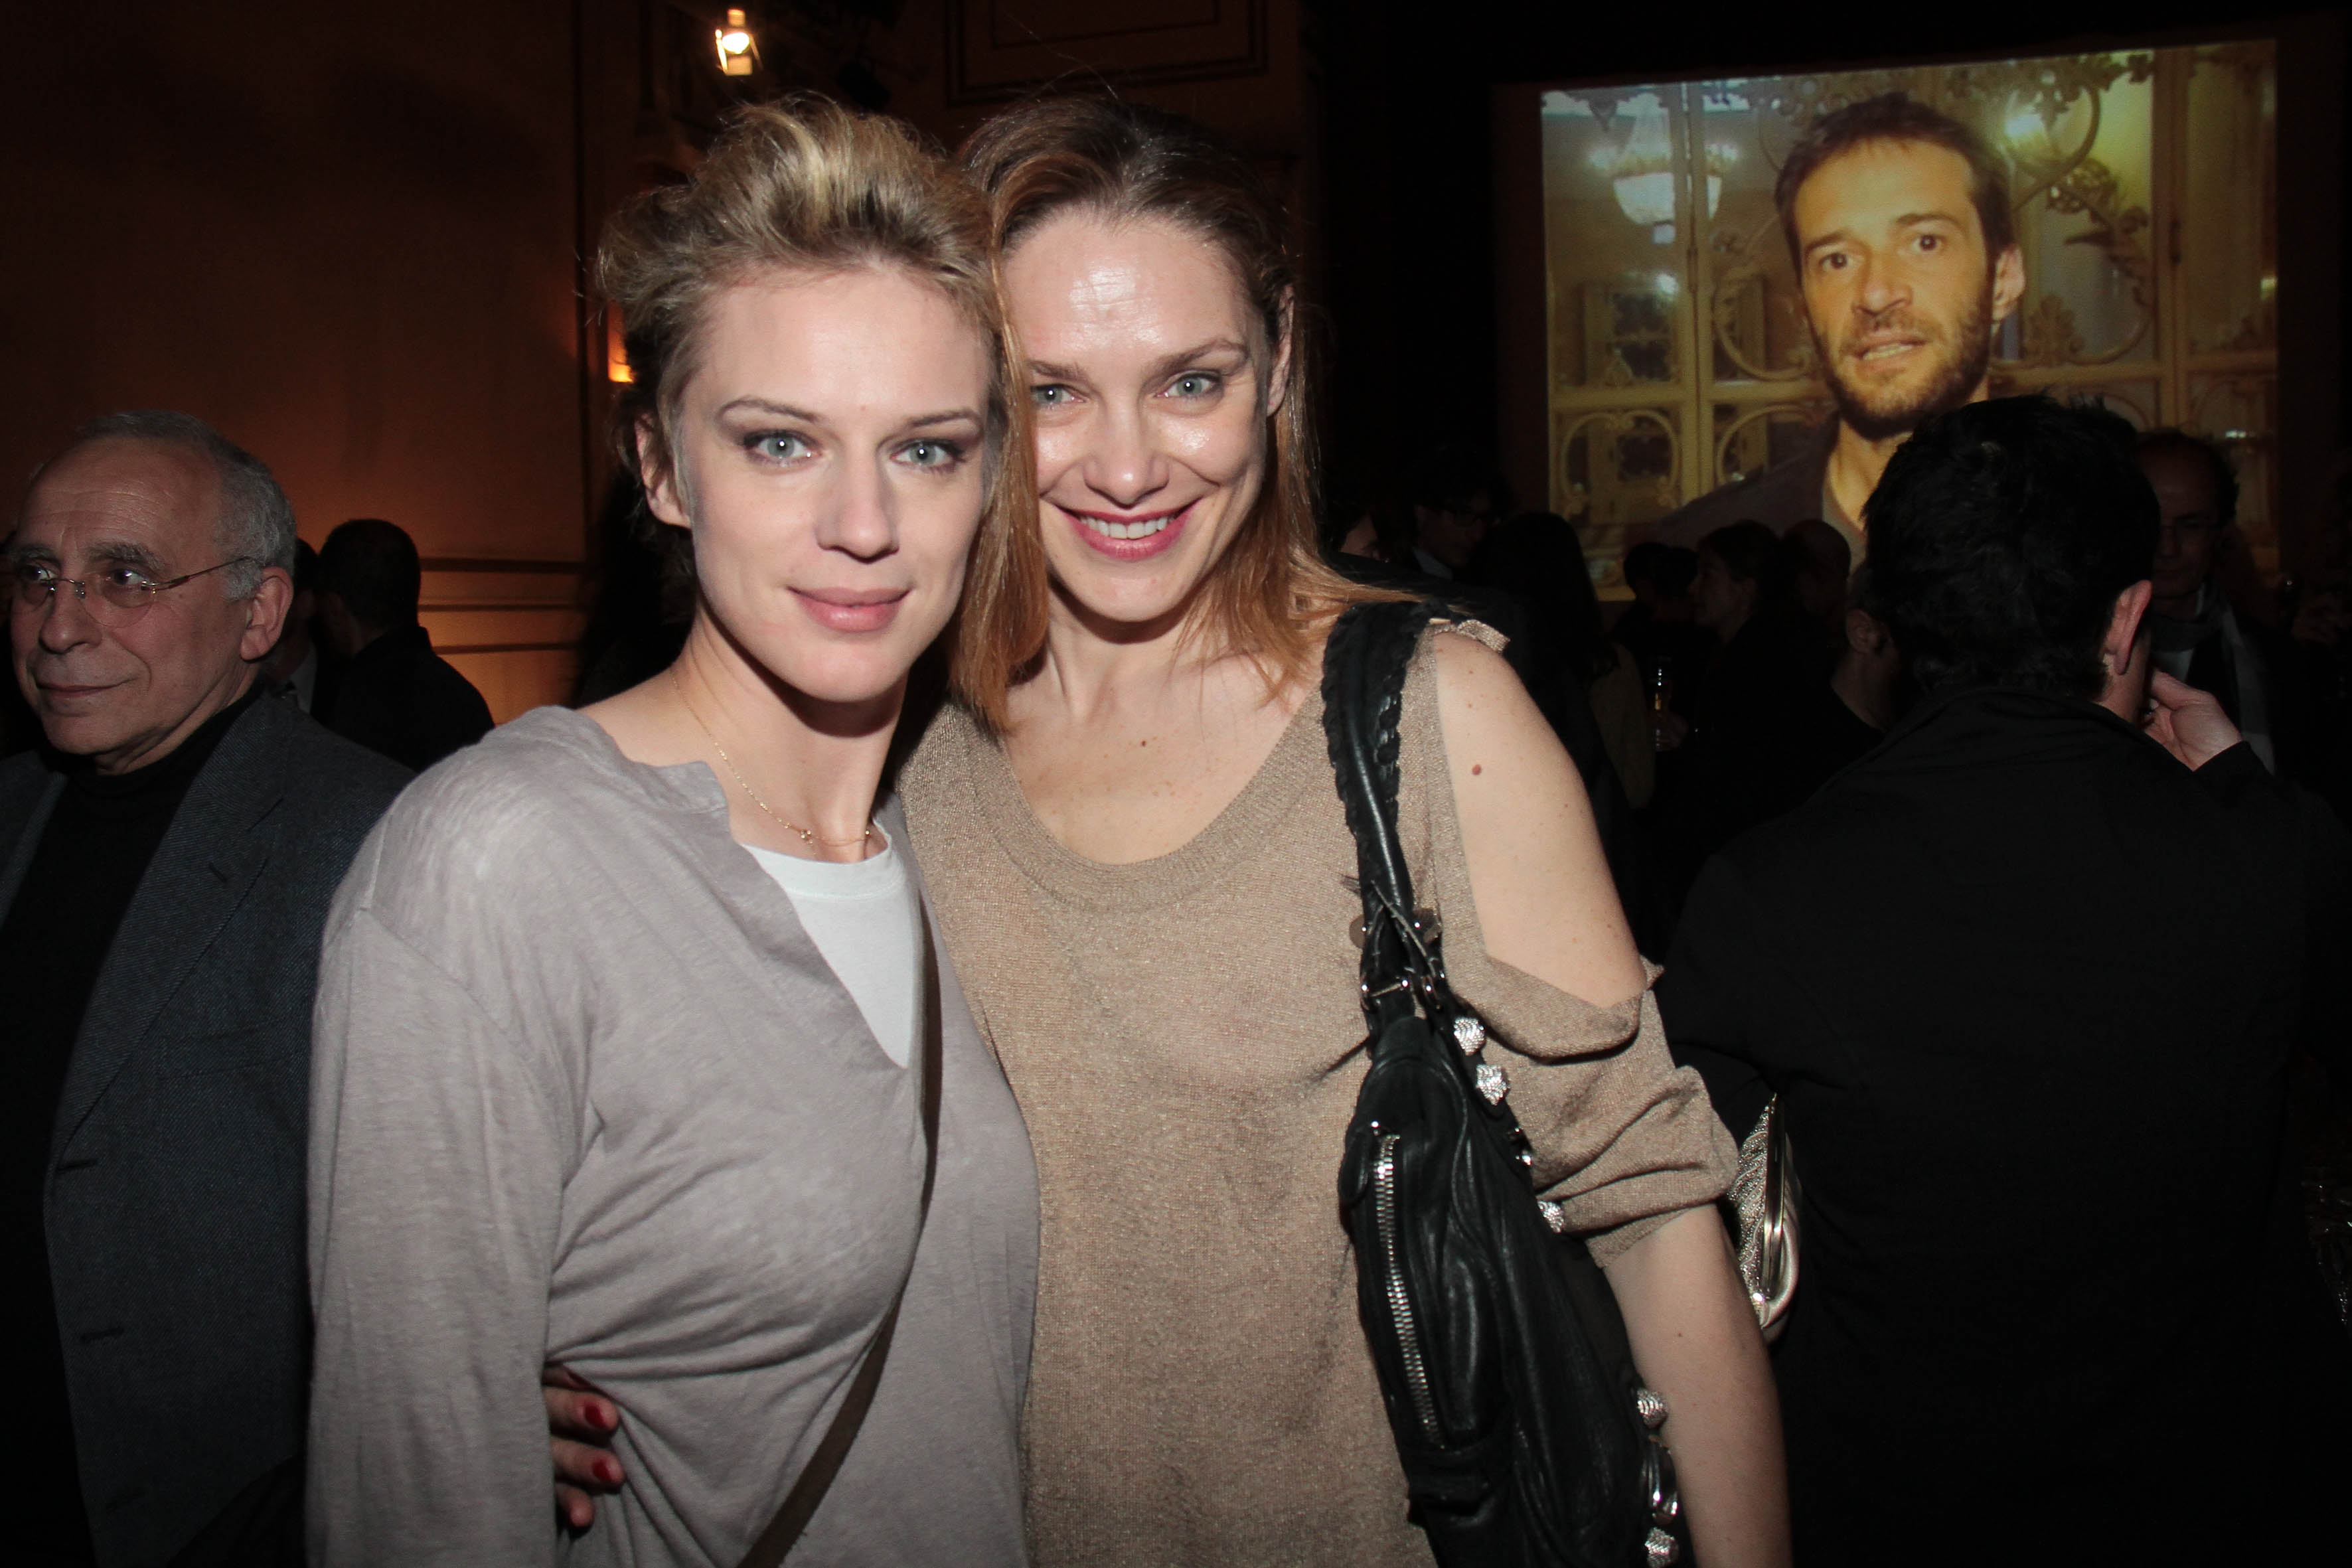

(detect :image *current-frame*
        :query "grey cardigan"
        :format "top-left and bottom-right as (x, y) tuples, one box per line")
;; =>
(0, 696), (406, 1567)
(306, 708), (1037, 1566)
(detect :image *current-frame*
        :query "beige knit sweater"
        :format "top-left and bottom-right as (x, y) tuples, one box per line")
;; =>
(900, 627), (1737, 1567)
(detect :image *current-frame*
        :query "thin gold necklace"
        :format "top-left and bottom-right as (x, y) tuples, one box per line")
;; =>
(674, 676), (874, 852)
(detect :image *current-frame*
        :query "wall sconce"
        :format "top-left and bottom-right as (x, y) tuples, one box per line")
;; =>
(606, 309), (634, 385)
(716, 9), (759, 77)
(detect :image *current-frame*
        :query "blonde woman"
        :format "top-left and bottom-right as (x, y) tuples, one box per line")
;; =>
(307, 100), (1044, 1566)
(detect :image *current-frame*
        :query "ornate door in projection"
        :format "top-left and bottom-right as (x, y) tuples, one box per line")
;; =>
(1541, 42), (2279, 595)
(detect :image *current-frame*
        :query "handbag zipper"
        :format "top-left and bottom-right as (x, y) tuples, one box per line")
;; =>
(1373, 1131), (1441, 1440)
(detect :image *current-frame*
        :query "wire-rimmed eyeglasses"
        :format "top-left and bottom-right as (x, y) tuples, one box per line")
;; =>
(9, 558), (254, 623)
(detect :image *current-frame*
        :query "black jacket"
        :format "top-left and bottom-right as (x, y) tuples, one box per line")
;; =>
(319, 623), (493, 772)
(1659, 686), (2349, 1561)
(0, 698), (406, 1565)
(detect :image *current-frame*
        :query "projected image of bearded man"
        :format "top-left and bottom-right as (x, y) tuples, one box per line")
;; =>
(1792, 97), (2024, 538)
(1802, 147), (2017, 440)
(1655, 94), (2024, 554)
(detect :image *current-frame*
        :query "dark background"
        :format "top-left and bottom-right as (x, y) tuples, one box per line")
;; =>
(0, 1), (2337, 714)
(1316, 2), (2343, 552)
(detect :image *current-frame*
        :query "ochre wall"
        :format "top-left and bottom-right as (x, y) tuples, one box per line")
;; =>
(0, 0), (591, 718)
(0, 1), (1319, 721)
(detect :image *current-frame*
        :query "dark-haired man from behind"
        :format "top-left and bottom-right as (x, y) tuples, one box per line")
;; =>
(1657, 94), (2025, 556)
(1, 412), (408, 1564)
(313, 517), (493, 771)
(1658, 397), (2348, 1563)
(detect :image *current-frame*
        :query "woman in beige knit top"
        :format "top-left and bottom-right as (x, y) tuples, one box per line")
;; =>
(554, 98), (1789, 1565)
(895, 100), (1787, 1567)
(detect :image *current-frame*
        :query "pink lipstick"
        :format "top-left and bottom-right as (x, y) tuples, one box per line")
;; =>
(1065, 502), (1190, 562)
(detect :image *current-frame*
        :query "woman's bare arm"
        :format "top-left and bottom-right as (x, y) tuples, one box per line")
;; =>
(1433, 632), (1788, 1565)
(1431, 632), (1646, 1005)
(1603, 1208), (1790, 1568)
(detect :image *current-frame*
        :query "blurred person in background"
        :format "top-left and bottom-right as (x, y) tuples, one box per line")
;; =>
(2287, 459), (2352, 821)
(1403, 448), (1500, 578)
(1612, 540), (1711, 723)
(1333, 499), (1662, 953)
(1332, 493), (1419, 572)
(1781, 565), (1905, 803)
(1462, 510), (1667, 952)
(257, 538), (320, 712)
(572, 475), (692, 707)
(1778, 518), (1852, 659)
(1647, 520), (1822, 904)
(312, 517), (493, 771)
(1662, 396), (2349, 1564)
(1466, 512), (1654, 810)
(2136, 430), (2309, 779)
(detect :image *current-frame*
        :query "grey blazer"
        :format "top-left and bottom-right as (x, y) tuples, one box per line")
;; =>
(0, 696), (408, 1566)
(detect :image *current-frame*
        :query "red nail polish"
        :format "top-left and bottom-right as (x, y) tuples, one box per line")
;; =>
(598, 1456), (621, 1485)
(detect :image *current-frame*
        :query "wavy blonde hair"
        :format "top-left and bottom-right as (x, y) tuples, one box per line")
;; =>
(597, 96), (1049, 728)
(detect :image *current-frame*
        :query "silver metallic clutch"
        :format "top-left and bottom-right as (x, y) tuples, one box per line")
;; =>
(1729, 1095), (1800, 1343)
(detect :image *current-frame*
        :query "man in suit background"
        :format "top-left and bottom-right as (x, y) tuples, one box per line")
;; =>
(1, 411), (406, 1565)
(2136, 428), (2317, 782)
(1658, 396), (2349, 1562)
(312, 516), (493, 771)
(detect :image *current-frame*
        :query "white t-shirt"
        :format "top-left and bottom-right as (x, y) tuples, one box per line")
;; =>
(747, 829), (923, 1066)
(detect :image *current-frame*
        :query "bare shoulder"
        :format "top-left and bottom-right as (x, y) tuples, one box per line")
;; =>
(1427, 625), (1645, 1005)
(1428, 623), (1538, 732)
(1427, 624), (1572, 836)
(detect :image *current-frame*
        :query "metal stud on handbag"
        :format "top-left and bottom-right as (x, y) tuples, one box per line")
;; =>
(1326, 599), (1683, 1568)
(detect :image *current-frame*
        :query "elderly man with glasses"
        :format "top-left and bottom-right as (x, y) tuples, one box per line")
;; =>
(0, 411), (407, 1566)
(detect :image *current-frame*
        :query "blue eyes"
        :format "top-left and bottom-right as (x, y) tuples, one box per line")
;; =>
(739, 432), (966, 471)
(899, 440), (961, 469)
(1028, 372), (1223, 406)
(749, 431), (811, 462)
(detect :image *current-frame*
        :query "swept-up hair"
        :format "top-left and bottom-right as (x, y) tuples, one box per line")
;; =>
(596, 96), (1048, 728)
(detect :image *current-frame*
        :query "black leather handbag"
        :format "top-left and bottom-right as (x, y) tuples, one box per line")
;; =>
(1324, 599), (1684, 1568)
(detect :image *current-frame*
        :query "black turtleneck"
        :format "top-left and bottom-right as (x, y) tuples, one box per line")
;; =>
(0, 686), (258, 1565)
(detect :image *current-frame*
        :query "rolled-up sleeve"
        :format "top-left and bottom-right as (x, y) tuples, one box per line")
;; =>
(1447, 945), (1738, 1267)
(1403, 627), (1739, 1269)
(307, 878), (574, 1565)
